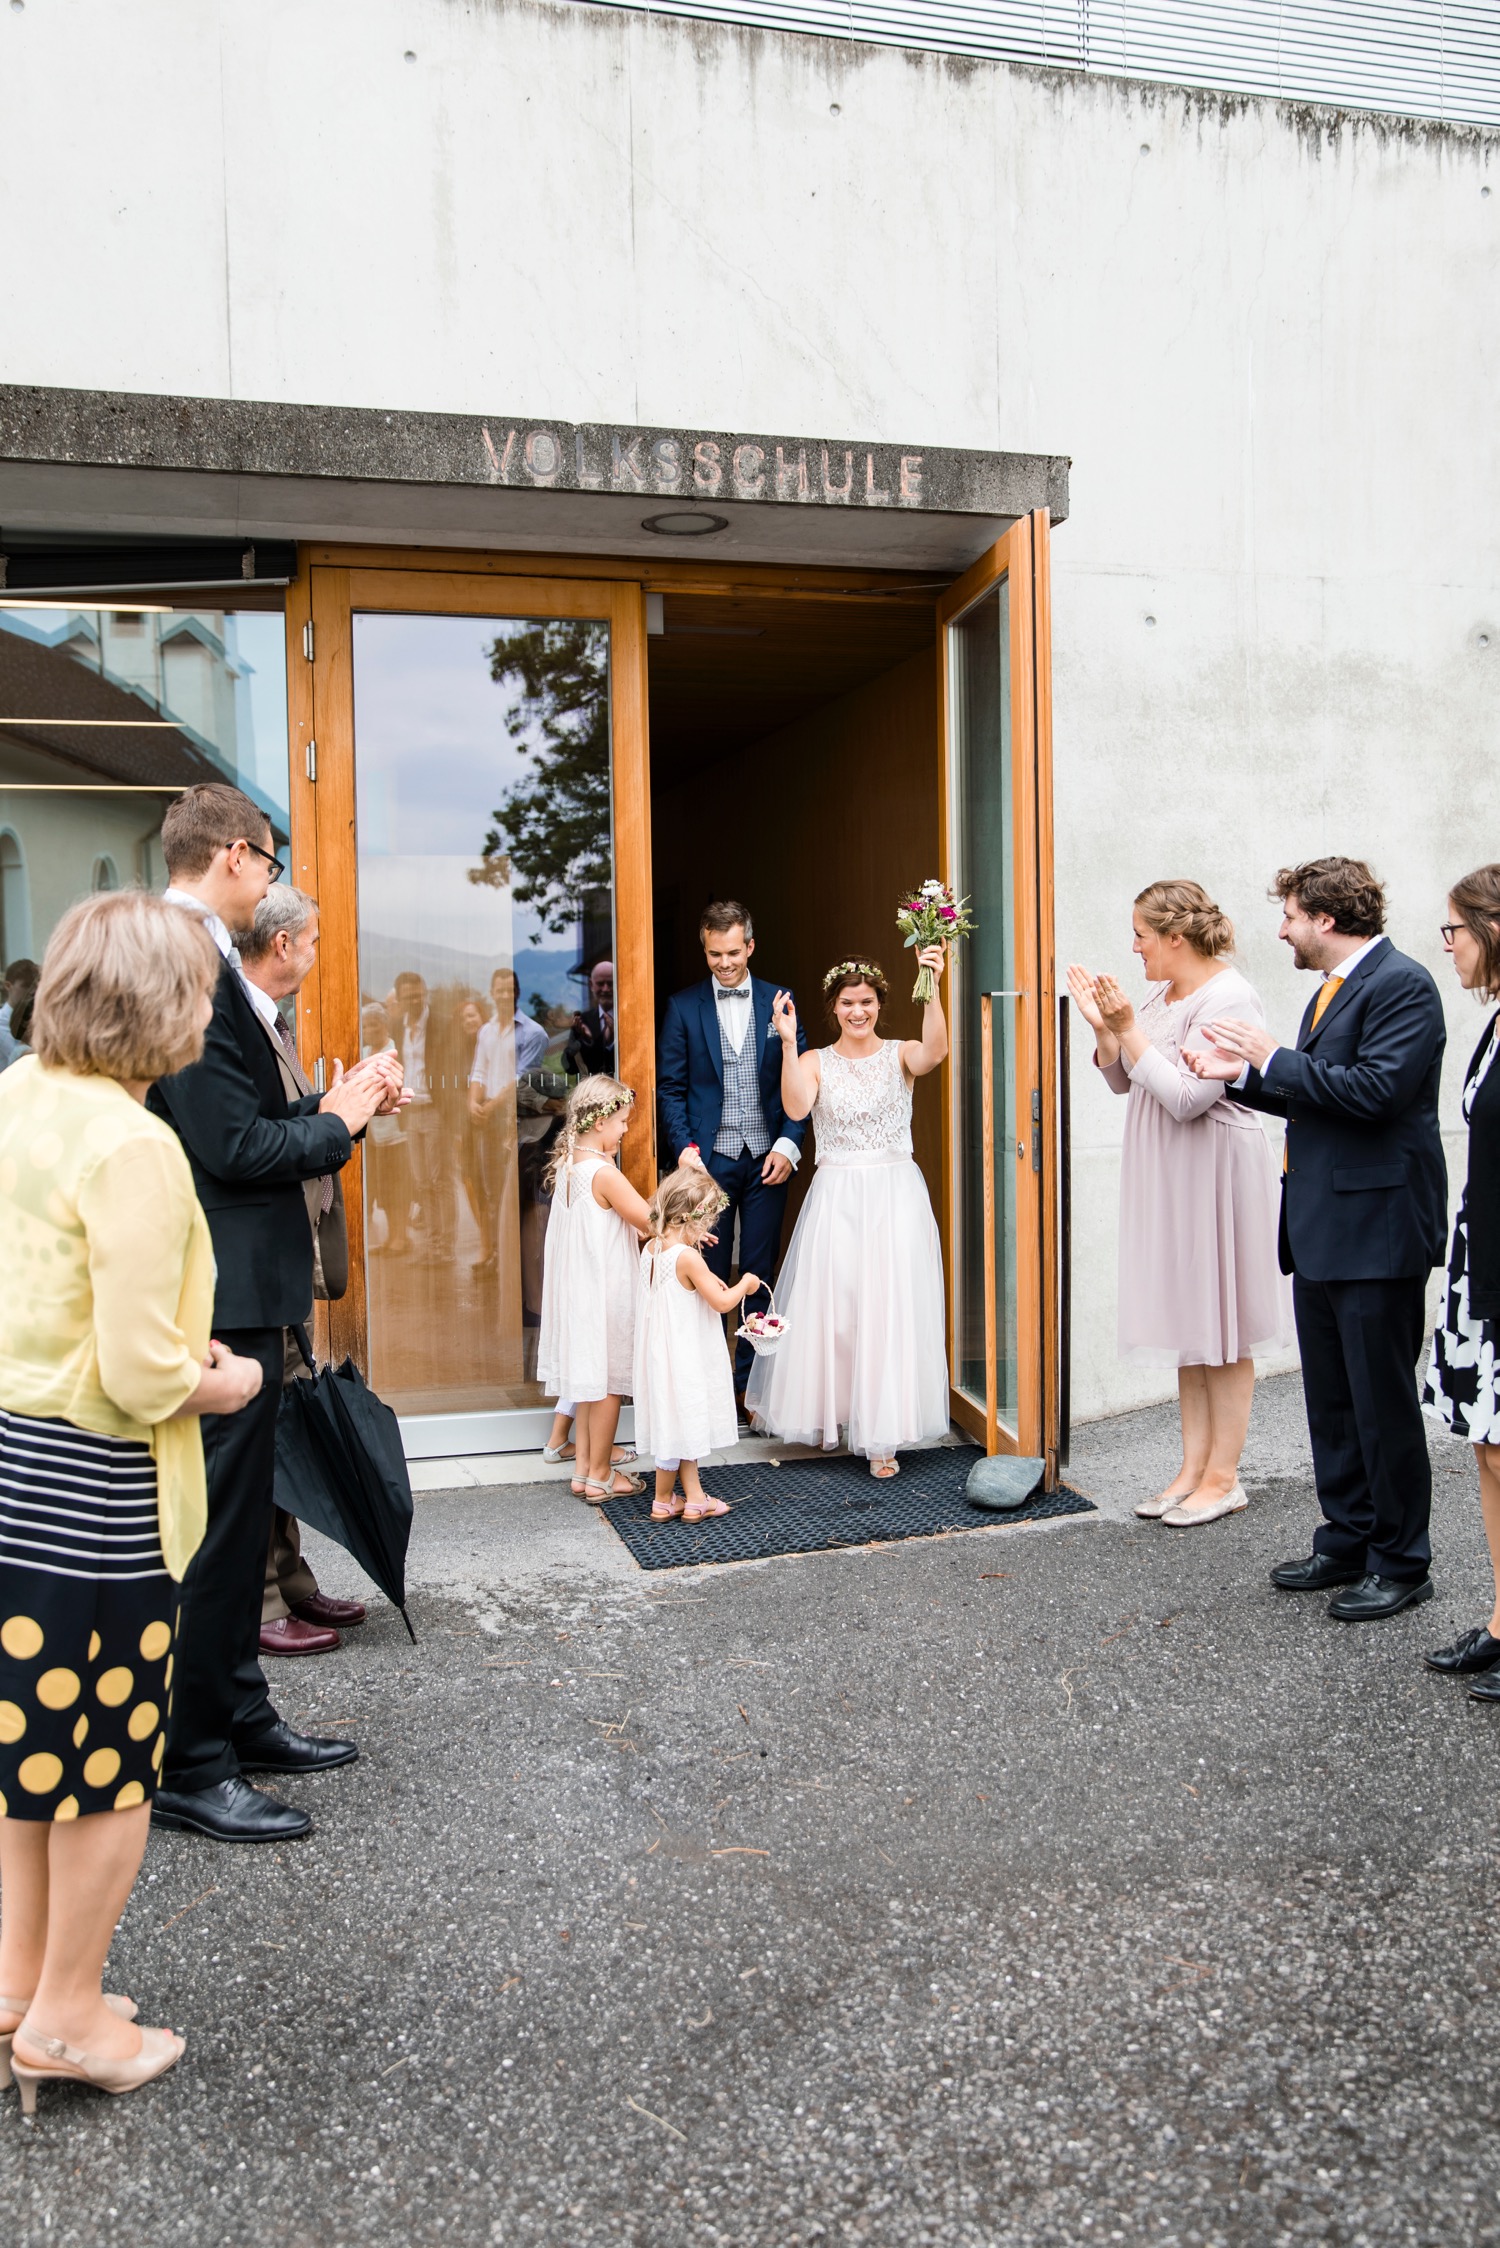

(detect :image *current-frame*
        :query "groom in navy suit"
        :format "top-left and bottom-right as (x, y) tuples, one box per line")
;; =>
(657, 899), (810, 1403)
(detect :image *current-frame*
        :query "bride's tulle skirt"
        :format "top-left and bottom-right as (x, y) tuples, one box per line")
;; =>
(746, 1154), (950, 1458)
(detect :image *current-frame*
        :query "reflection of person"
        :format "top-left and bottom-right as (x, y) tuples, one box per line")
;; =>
(0, 893), (260, 2113)
(657, 902), (809, 1406)
(1068, 881), (1289, 1528)
(362, 1002), (409, 1255)
(565, 959), (616, 1078)
(238, 886), (368, 1660)
(149, 784), (401, 1844)
(0, 957), (38, 1070)
(747, 954), (949, 1476)
(392, 971), (456, 1264)
(477, 968), (549, 1081)
(1423, 867), (1500, 1690)
(1186, 857), (1447, 1623)
(537, 1076), (650, 1502)
(468, 971), (547, 1277)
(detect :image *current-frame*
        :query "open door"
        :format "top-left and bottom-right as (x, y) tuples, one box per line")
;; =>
(287, 561), (651, 1453)
(938, 511), (1059, 1483)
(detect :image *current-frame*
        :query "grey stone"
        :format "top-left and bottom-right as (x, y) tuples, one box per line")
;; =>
(965, 1453), (1046, 1509)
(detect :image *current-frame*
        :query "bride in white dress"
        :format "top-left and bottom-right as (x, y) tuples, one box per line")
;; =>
(745, 947), (951, 1477)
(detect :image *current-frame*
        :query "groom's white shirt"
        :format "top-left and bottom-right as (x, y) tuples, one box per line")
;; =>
(713, 976), (799, 1170)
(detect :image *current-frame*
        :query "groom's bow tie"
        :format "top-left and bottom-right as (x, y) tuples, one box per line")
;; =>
(716, 984), (750, 1000)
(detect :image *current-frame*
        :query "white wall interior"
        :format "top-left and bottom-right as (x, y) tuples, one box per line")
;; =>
(2, 0), (1496, 1420)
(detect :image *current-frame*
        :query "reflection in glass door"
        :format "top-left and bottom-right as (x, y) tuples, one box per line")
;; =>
(949, 582), (1019, 1431)
(351, 611), (614, 1418)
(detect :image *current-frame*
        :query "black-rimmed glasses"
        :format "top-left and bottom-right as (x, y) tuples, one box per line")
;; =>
(1439, 923), (1464, 948)
(243, 838), (286, 883)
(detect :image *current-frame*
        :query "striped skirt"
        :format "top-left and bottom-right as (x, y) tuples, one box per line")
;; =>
(0, 1406), (175, 1822)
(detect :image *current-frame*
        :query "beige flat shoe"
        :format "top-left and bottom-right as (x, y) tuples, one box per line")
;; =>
(12, 2021), (183, 2118)
(1161, 1484), (1248, 1527)
(1135, 1490), (1194, 1518)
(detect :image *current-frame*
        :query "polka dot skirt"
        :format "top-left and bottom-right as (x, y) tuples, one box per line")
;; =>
(0, 1409), (175, 1822)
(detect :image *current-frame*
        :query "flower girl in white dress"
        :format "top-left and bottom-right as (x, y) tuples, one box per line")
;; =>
(634, 1167), (761, 1522)
(537, 1075), (651, 1503)
(746, 949), (951, 1477)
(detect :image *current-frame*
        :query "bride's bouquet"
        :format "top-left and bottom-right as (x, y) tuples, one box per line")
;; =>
(897, 879), (976, 1005)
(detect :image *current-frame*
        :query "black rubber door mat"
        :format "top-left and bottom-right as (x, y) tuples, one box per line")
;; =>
(599, 1447), (1096, 1571)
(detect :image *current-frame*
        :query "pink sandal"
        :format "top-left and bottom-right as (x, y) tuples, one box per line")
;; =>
(651, 1491), (686, 1522)
(682, 1495), (730, 1522)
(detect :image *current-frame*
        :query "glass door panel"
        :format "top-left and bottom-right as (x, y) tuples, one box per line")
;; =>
(350, 610), (615, 1419)
(949, 582), (1018, 1428)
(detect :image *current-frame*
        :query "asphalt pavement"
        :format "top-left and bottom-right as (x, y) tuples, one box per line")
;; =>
(5, 1370), (1500, 2247)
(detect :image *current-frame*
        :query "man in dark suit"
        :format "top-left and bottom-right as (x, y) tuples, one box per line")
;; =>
(1187, 857), (1447, 1620)
(657, 900), (809, 1404)
(148, 784), (400, 1842)
(564, 958), (616, 1079)
(239, 882), (369, 1661)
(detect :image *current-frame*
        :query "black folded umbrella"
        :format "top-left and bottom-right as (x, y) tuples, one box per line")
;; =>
(275, 1326), (417, 1642)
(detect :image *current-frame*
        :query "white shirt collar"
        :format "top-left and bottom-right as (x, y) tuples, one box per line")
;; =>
(1325, 932), (1386, 982)
(162, 885), (235, 962)
(240, 975), (281, 1030)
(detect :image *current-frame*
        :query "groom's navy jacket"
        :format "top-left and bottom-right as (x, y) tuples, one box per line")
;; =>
(1229, 937), (1446, 1283)
(657, 975), (810, 1166)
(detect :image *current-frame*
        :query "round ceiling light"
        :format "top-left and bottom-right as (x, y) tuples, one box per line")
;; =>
(641, 510), (729, 537)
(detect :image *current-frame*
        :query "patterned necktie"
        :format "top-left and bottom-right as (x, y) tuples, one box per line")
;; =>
(1285, 976), (1345, 1175)
(275, 1015), (334, 1215)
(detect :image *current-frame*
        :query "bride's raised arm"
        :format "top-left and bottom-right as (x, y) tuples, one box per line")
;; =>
(773, 989), (821, 1119)
(901, 943), (950, 1081)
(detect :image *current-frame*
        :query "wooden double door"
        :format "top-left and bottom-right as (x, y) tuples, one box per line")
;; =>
(285, 525), (1058, 1474)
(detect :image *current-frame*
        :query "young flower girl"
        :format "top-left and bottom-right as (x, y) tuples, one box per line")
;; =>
(537, 1075), (651, 1503)
(634, 1167), (760, 1523)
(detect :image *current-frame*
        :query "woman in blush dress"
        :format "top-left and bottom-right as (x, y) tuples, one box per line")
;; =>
(1069, 880), (1290, 1526)
(745, 948), (950, 1478)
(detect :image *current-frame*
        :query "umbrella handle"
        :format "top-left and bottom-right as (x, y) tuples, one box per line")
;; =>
(291, 1322), (317, 1374)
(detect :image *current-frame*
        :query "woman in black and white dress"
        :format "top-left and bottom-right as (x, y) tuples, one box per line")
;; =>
(1423, 864), (1500, 1692)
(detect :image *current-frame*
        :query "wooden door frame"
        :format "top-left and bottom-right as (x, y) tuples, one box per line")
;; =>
(286, 560), (652, 1371)
(935, 510), (1057, 1474)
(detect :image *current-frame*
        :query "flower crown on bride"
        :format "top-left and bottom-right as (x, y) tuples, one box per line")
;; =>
(822, 958), (886, 994)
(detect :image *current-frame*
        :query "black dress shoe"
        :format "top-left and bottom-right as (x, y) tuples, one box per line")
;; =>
(1466, 1670), (1500, 1703)
(1326, 1573), (1435, 1623)
(1270, 1553), (1364, 1592)
(235, 1719), (358, 1775)
(1425, 1625), (1500, 1674)
(151, 1775), (311, 1843)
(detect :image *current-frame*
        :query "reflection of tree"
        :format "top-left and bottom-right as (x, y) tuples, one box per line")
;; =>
(469, 621), (610, 938)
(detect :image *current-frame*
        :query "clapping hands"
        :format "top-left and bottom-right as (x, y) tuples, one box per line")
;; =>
(1066, 964), (1135, 1036)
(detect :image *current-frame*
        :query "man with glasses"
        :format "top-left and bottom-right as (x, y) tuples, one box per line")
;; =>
(149, 783), (404, 1842)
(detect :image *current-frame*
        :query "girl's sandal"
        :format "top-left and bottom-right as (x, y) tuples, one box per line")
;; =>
(651, 1492), (686, 1522)
(581, 1472), (647, 1505)
(870, 1457), (900, 1480)
(682, 1495), (730, 1521)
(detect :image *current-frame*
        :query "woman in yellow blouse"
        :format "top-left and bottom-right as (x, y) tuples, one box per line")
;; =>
(0, 891), (262, 2116)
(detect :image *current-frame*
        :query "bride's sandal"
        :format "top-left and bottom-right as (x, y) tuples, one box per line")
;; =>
(0, 1994), (137, 2090)
(11, 2021), (184, 2118)
(870, 1457), (900, 1480)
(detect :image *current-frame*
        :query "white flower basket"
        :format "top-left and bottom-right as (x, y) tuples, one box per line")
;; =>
(737, 1291), (790, 1358)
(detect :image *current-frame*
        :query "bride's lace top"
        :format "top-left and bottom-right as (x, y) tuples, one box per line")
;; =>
(813, 1039), (913, 1160)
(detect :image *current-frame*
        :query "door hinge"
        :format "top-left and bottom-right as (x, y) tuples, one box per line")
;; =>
(302, 620), (315, 663)
(313, 1056), (326, 1094)
(305, 738), (317, 783)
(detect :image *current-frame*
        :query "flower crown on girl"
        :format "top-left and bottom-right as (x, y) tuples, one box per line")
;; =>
(822, 957), (886, 994)
(648, 1167), (729, 1240)
(573, 1087), (633, 1136)
(546, 1073), (635, 1189)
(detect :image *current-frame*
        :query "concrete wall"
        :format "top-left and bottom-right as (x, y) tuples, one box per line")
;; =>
(3, 0), (1497, 1418)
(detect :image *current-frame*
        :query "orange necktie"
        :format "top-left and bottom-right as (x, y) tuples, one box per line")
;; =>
(1284, 976), (1344, 1173)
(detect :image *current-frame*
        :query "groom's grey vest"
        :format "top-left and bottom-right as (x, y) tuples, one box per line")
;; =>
(714, 996), (770, 1160)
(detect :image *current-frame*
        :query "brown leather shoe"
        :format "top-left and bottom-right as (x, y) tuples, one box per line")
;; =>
(291, 1592), (367, 1628)
(259, 1614), (340, 1657)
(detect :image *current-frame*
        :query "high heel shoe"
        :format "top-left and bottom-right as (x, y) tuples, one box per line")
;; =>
(10, 2021), (183, 2117)
(0, 1993), (137, 2090)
